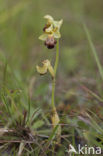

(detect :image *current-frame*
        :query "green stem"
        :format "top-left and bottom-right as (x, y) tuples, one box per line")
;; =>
(54, 39), (59, 75)
(51, 40), (59, 109)
(51, 78), (55, 109)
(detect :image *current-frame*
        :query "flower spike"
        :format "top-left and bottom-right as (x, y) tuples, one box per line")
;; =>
(39, 15), (63, 49)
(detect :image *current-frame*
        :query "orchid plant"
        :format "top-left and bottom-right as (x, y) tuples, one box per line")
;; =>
(36, 15), (63, 142)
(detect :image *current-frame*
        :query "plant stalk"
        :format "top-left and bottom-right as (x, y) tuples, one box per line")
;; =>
(51, 40), (59, 109)
(51, 40), (61, 143)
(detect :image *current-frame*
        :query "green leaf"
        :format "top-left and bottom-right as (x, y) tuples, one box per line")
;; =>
(78, 121), (89, 130)
(33, 120), (44, 129)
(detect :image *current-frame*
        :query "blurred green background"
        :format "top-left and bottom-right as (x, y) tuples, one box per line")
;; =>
(0, 0), (103, 100)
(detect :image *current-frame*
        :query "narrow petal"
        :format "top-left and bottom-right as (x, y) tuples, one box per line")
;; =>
(53, 19), (63, 30)
(39, 34), (48, 41)
(44, 15), (54, 21)
(53, 31), (61, 39)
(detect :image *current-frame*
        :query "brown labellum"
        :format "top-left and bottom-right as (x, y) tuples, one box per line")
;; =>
(44, 36), (57, 49)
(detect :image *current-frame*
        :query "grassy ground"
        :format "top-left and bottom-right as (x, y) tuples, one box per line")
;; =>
(0, 0), (103, 155)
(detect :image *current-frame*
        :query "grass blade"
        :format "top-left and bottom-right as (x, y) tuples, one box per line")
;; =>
(83, 23), (103, 80)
